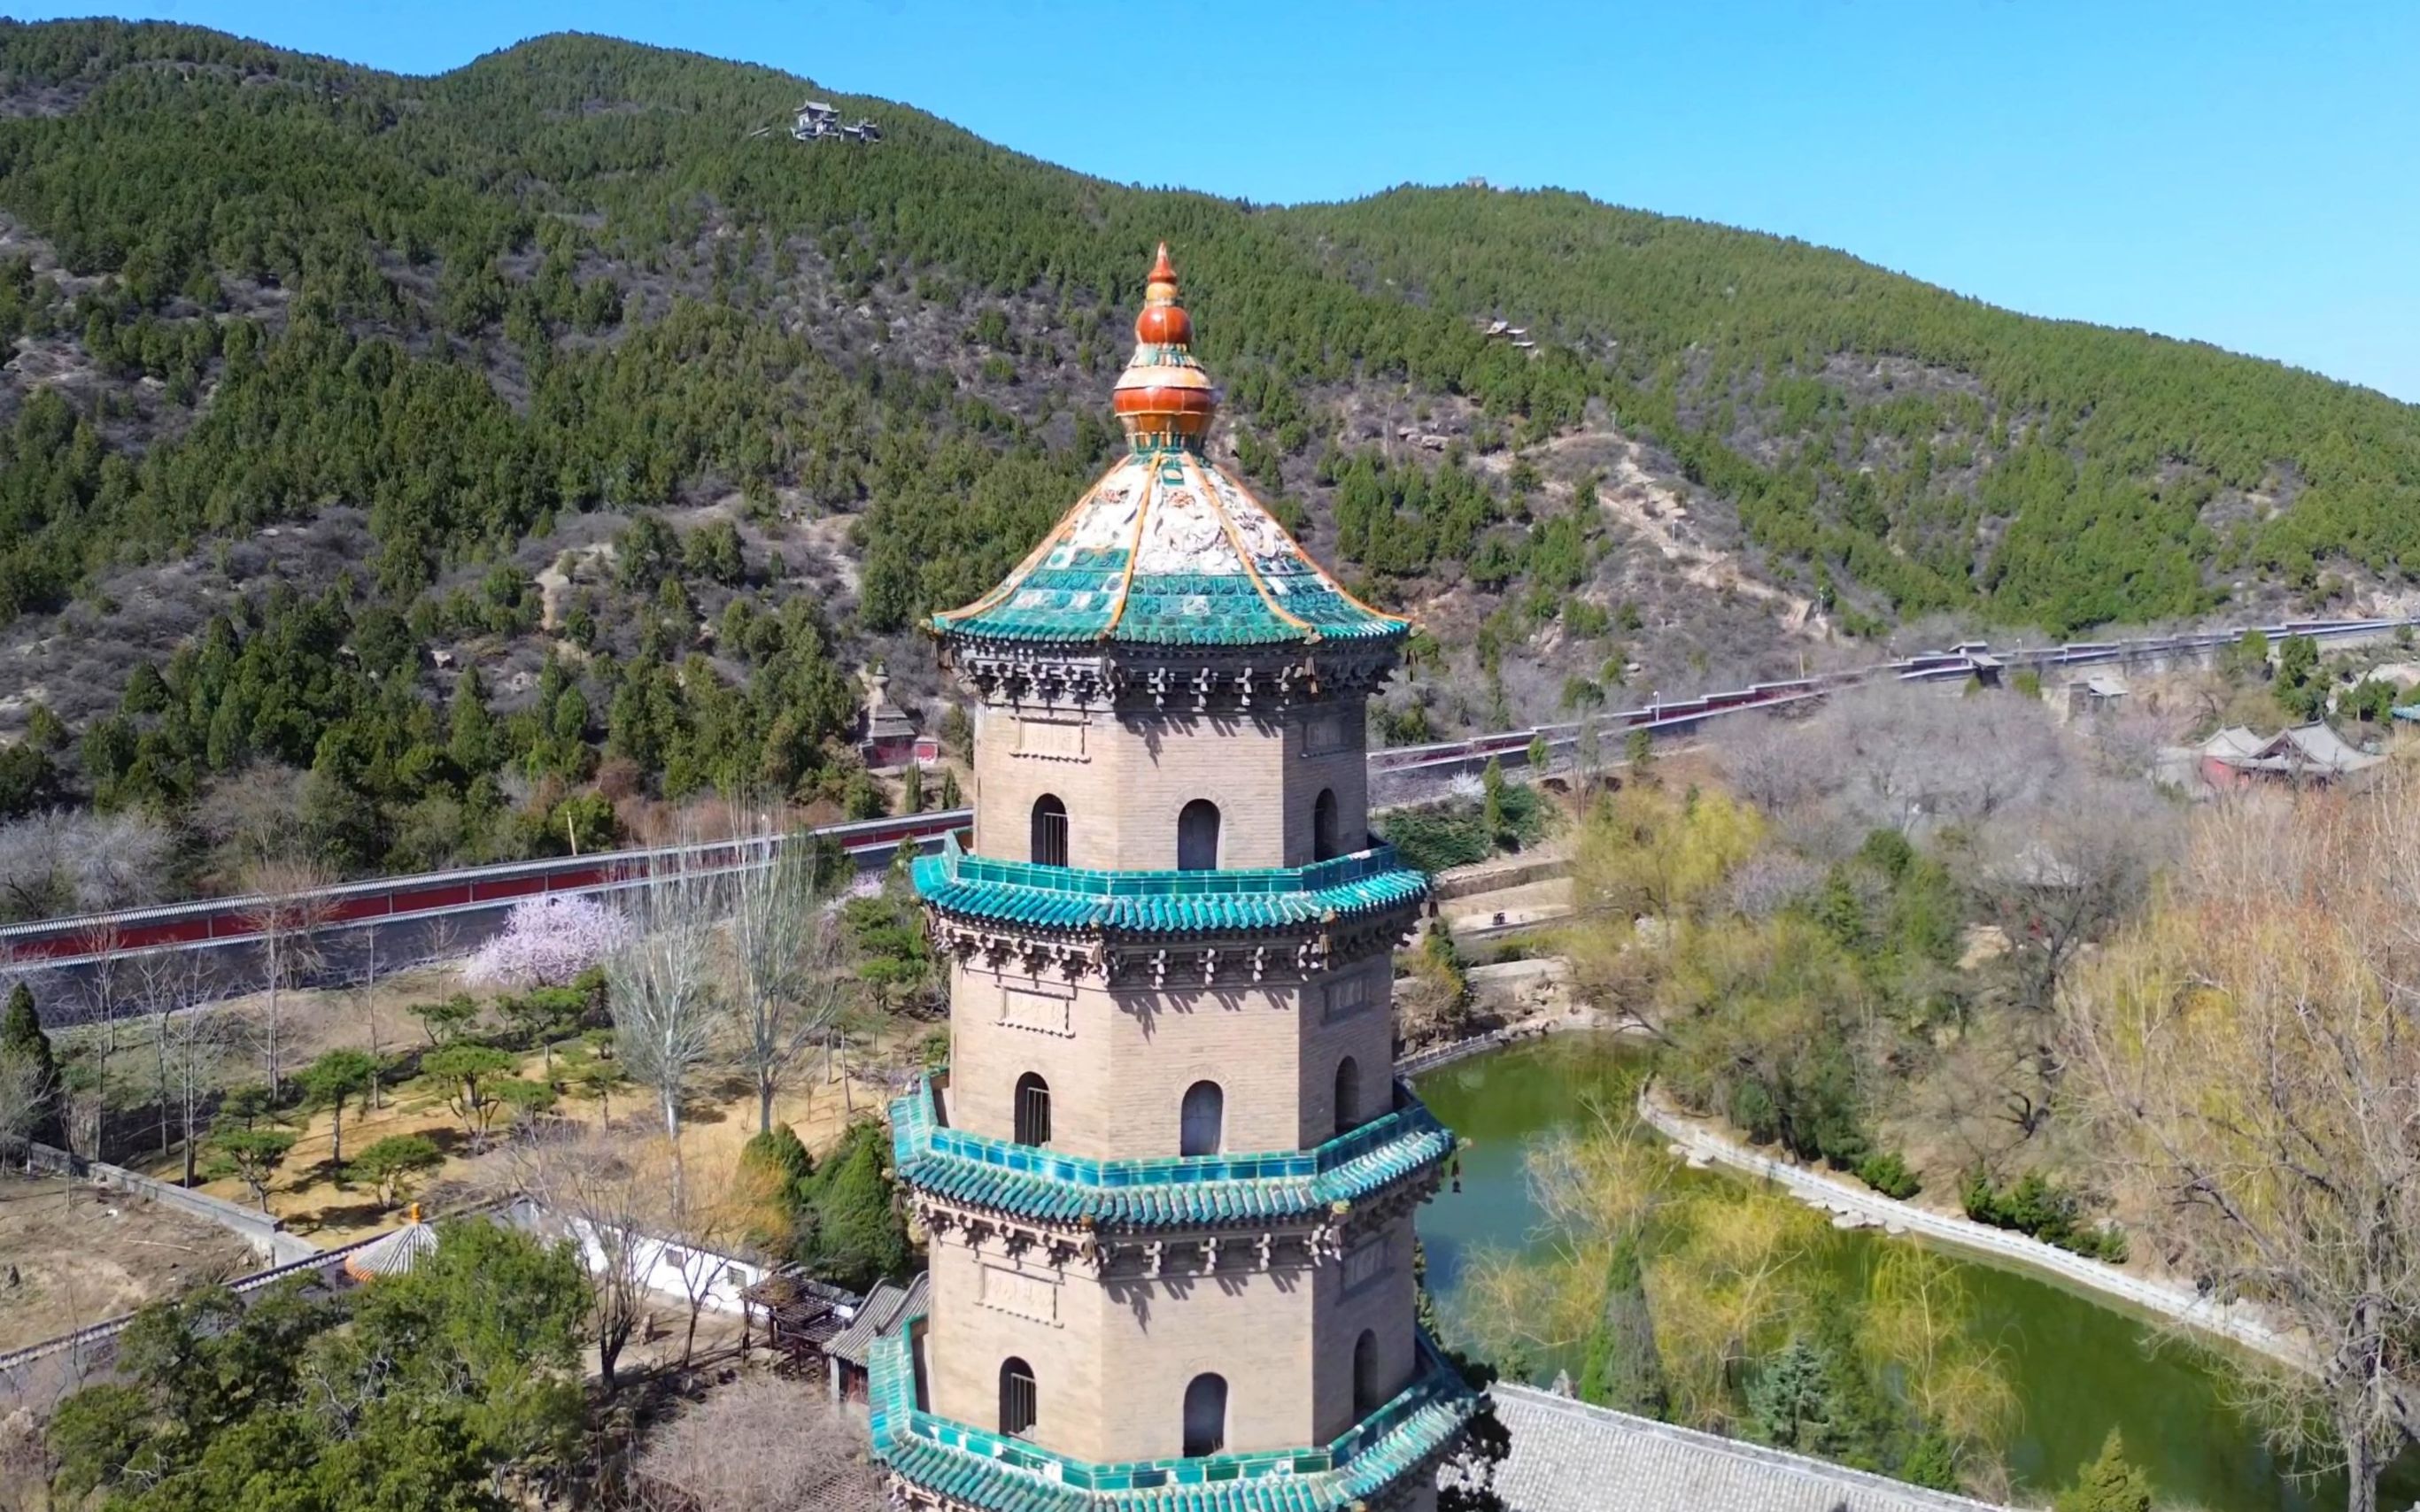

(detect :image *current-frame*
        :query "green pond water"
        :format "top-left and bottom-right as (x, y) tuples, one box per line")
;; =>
(1412, 1034), (2417, 1512)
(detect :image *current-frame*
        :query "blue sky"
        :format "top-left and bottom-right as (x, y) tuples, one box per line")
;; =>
(11, 1), (2418, 402)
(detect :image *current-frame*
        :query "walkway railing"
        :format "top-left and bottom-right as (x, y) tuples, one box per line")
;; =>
(1635, 1086), (2308, 1369)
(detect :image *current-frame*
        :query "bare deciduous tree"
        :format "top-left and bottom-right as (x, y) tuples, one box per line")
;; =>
(1973, 772), (2178, 1013)
(158, 996), (240, 1188)
(724, 828), (847, 1136)
(497, 1120), (659, 1391)
(0, 809), (172, 921)
(134, 949), (207, 1165)
(239, 856), (336, 1100)
(2064, 780), (2420, 1512)
(196, 762), (310, 883)
(603, 860), (721, 1207)
(61, 923), (136, 1161)
(351, 923), (388, 1111)
(633, 1374), (884, 1512)
(1719, 850), (1825, 922)
(1722, 684), (2068, 852)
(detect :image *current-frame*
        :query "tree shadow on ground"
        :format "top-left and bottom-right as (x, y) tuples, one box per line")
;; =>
(294, 1199), (394, 1234)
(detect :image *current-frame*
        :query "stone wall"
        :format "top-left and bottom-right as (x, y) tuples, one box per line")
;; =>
(19, 1140), (316, 1266)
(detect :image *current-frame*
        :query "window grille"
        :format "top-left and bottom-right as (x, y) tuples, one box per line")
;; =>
(1000, 1358), (1038, 1438)
(1030, 795), (1069, 867)
(1014, 1073), (1052, 1147)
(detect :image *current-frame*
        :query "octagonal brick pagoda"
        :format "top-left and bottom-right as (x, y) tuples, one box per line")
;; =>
(871, 246), (1476, 1512)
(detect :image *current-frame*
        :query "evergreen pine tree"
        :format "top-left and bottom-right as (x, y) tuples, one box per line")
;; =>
(741, 1122), (815, 1192)
(806, 1123), (909, 1291)
(1748, 1338), (1835, 1453)
(1898, 1432), (1961, 1493)
(2055, 1430), (2153, 1512)
(1, 982), (57, 1142)
(1480, 757), (1507, 848)
(449, 667), (495, 774)
(738, 1122), (816, 1252)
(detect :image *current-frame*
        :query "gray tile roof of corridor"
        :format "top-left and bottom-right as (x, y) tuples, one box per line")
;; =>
(1473, 1385), (2013, 1512)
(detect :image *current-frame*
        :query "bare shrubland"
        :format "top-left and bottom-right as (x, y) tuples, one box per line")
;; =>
(631, 1374), (883, 1512)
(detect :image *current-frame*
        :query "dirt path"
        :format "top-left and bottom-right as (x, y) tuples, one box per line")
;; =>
(1586, 435), (1821, 632)
(1479, 429), (1823, 636)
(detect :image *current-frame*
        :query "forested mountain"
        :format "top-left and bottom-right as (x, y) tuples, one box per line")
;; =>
(0, 18), (2415, 892)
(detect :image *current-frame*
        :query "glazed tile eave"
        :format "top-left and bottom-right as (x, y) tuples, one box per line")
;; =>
(929, 450), (1409, 651)
(869, 1302), (1481, 1512)
(890, 1075), (1455, 1231)
(910, 836), (1430, 937)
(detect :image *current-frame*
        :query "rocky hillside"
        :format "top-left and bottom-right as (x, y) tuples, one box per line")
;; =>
(0, 19), (2413, 884)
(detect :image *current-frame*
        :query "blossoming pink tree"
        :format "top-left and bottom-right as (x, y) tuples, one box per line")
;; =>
(463, 893), (635, 991)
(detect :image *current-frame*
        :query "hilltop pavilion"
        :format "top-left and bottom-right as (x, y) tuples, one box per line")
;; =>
(868, 245), (1477, 1511)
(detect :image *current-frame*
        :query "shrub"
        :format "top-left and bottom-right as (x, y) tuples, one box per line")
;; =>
(1856, 1151), (1921, 1200)
(1961, 1169), (2126, 1261)
(794, 1120), (911, 1292)
(740, 1123), (815, 1192)
(1374, 783), (1551, 873)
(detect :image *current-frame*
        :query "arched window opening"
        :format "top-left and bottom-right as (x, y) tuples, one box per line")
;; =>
(1312, 788), (1341, 862)
(1333, 1056), (1362, 1137)
(1014, 1073), (1052, 1147)
(1352, 1330), (1382, 1416)
(1179, 1080), (1225, 1157)
(1182, 1373), (1228, 1456)
(1177, 799), (1222, 871)
(1000, 1358), (1038, 1439)
(1030, 794), (1069, 868)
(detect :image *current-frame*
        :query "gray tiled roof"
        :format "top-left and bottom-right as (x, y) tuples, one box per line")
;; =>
(1469, 1385), (2009, 1512)
(826, 1272), (931, 1367)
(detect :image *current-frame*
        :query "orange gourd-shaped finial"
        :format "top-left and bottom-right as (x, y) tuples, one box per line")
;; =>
(1134, 242), (1190, 346)
(1113, 243), (1216, 449)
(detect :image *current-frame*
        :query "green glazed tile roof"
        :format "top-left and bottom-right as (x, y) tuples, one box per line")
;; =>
(870, 1300), (1478, 1511)
(913, 835), (1427, 937)
(891, 1075), (1455, 1232)
(931, 450), (1407, 650)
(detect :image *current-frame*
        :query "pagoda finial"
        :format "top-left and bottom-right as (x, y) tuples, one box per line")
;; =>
(1134, 243), (1191, 348)
(1113, 242), (1216, 450)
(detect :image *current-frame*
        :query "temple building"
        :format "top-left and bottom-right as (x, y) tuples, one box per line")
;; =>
(869, 246), (1478, 1510)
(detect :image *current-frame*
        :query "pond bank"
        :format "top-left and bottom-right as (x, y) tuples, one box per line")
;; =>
(1634, 1084), (2307, 1371)
(1412, 1033), (2407, 1512)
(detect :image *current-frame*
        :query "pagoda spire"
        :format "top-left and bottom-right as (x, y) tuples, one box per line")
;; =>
(1111, 243), (1218, 451)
